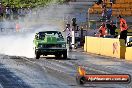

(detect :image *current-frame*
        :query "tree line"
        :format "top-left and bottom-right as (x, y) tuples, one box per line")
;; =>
(1, 0), (65, 8)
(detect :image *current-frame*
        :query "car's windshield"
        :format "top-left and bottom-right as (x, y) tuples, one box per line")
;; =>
(38, 31), (63, 40)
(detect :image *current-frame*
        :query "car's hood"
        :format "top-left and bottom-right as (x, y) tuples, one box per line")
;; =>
(37, 36), (66, 44)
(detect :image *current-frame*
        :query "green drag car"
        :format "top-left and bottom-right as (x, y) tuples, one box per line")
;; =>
(33, 31), (67, 59)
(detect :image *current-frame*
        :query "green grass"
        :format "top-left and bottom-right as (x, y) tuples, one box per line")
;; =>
(1, 0), (65, 8)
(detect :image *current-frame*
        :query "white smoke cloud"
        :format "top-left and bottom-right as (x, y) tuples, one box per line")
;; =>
(0, 4), (73, 58)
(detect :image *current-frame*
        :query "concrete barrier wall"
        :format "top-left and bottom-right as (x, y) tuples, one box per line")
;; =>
(84, 36), (132, 60)
(100, 38), (120, 58)
(86, 37), (101, 54)
(125, 47), (132, 60)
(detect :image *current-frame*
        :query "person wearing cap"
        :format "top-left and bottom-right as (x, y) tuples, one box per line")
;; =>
(117, 15), (128, 43)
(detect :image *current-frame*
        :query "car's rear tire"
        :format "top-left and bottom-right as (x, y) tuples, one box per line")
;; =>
(63, 51), (67, 59)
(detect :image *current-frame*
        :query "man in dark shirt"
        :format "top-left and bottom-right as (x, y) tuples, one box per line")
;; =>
(109, 21), (117, 37)
(106, 21), (117, 37)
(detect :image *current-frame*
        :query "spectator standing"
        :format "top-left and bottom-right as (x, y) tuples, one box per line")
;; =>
(12, 7), (18, 19)
(27, 7), (32, 21)
(21, 8), (26, 17)
(63, 24), (72, 44)
(102, 5), (107, 20)
(27, 7), (32, 14)
(0, 3), (4, 17)
(5, 7), (12, 20)
(18, 7), (23, 17)
(117, 15), (128, 43)
(107, 7), (112, 20)
(108, 21), (117, 37)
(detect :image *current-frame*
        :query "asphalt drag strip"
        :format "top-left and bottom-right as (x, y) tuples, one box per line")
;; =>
(20, 55), (128, 88)
(0, 55), (75, 88)
(0, 50), (132, 88)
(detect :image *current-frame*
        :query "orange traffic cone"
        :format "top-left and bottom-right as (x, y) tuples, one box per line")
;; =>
(16, 23), (20, 32)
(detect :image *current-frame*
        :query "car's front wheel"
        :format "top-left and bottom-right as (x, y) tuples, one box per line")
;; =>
(55, 54), (62, 58)
(35, 50), (40, 59)
(63, 50), (67, 59)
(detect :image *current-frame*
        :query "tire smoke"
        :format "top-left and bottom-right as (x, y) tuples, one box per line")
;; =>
(0, 4), (73, 58)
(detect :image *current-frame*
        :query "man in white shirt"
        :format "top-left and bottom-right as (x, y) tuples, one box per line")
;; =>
(63, 24), (72, 44)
